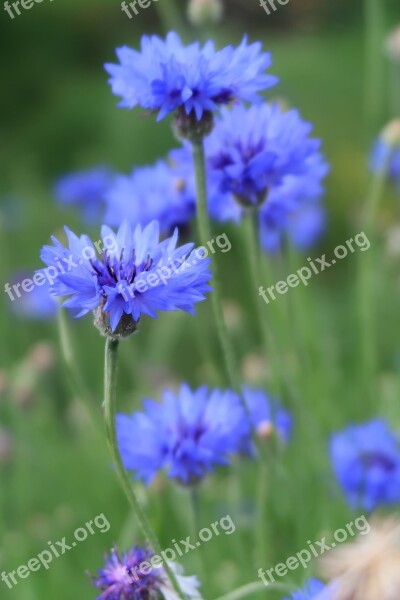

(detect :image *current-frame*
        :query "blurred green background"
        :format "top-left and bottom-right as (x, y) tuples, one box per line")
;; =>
(1, 1), (400, 599)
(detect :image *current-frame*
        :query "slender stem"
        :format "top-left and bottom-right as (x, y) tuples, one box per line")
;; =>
(103, 338), (186, 600)
(213, 581), (294, 600)
(243, 211), (291, 397)
(192, 140), (241, 393)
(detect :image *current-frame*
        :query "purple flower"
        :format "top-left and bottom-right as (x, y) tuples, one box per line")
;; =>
(117, 384), (250, 485)
(330, 419), (400, 511)
(204, 103), (324, 208)
(92, 545), (201, 600)
(105, 32), (278, 121)
(38, 220), (212, 337)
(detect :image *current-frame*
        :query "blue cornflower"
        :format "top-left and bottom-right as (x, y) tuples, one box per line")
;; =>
(243, 386), (293, 443)
(92, 545), (201, 600)
(117, 384), (250, 485)
(370, 138), (400, 191)
(54, 167), (113, 222)
(284, 578), (330, 600)
(105, 32), (278, 122)
(330, 419), (400, 511)
(104, 160), (196, 235)
(203, 103), (324, 208)
(38, 220), (212, 338)
(170, 106), (328, 250)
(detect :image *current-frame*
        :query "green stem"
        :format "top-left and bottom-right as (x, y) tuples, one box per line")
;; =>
(192, 140), (241, 393)
(243, 211), (291, 397)
(213, 581), (294, 600)
(103, 338), (186, 600)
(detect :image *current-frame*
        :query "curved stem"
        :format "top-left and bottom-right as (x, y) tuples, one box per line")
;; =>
(103, 338), (186, 600)
(192, 140), (241, 393)
(213, 581), (294, 600)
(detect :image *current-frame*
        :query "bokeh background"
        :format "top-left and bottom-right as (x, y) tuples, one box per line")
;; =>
(1, 1), (400, 598)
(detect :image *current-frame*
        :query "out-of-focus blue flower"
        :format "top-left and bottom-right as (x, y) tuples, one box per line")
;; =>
(54, 167), (113, 222)
(38, 220), (212, 336)
(170, 109), (328, 251)
(258, 154), (328, 252)
(117, 384), (250, 485)
(330, 419), (400, 511)
(105, 32), (278, 121)
(284, 578), (330, 600)
(243, 386), (293, 443)
(8, 272), (57, 320)
(370, 139), (400, 190)
(203, 103), (323, 207)
(92, 545), (201, 600)
(104, 160), (196, 234)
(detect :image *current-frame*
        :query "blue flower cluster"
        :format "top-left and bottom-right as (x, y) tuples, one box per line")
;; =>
(117, 384), (292, 485)
(39, 220), (211, 336)
(330, 419), (400, 511)
(105, 32), (278, 121)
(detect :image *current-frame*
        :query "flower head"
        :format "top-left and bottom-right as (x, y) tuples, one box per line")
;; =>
(284, 578), (330, 600)
(92, 545), (201, 600)
(203, 103), (323, 208)
(117, 384), (250, 485)
(170, 106), (328, 249)
(105, 32), (278, 122)
(104, 160), (196, 235)
(54, 167), (113, 222)
(330, 419), (400, 511)
(38, 221), (212, 338)
(243, 386), (292, 443)
(187, 0), (223, 26)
